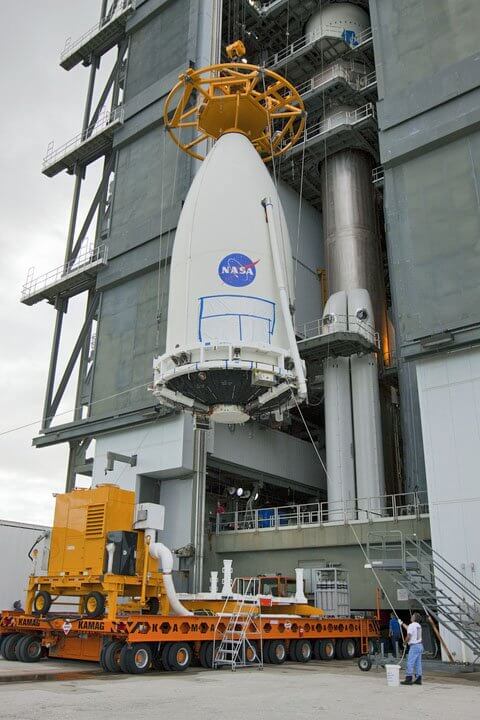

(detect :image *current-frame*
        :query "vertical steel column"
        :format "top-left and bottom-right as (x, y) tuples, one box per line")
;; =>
(59, 0), (108, 485)
(191, 428), (207, 593)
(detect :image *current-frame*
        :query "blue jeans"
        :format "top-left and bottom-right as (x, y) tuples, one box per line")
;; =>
(406, 643), (424, 677)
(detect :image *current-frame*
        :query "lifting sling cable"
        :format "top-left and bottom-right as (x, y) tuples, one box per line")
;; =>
(290, 388), (407, 657)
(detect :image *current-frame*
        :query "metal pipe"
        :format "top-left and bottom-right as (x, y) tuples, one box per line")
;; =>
(191, 428), (207, 593)
(42, 306), (64, 429)
(320, 149), (387, 339)
(263, 197), (307, 400)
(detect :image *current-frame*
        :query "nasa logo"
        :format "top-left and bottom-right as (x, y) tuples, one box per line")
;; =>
(218, 253), (259, 287)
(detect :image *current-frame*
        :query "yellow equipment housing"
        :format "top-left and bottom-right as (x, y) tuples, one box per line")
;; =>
(48, 485), (153, 577)
(26, 485), (168, 619)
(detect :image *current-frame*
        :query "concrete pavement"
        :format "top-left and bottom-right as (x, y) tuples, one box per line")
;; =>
(0, 660), (478, 720)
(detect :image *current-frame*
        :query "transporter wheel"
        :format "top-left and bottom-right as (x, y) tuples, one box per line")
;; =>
(358, 655), (372, 672)
(16, 635), (43, 663)
(32, 590), (52, 616)
(288, 640), (299, 662)
(151, 644), (164, 671)
(337, 638), (357, 660)
(268, 640), (287, 665)
(199, 641), (214, 669)
(160, 642), (173, 671)
(2, 633), (23, 661)
(368, 638), (379, 655)
(341, 638), (357, 660)
(168, 642), (192, 672)
(99, 639), (112, 671)
(120, 643), (152, 674)
(103, 641), (124, 673)
(84, 592), (106, 619)
(294, 639), (312, 663)
(262, 641), (271, 663)
(245, 641), (259, 665)
(316, 639), (336, 661)
(0, 634), (13, 658)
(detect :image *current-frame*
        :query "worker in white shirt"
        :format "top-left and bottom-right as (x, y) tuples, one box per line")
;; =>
(401, 612), (424, 685)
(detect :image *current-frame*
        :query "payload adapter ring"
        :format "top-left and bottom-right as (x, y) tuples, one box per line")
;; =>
(163, 62), (306, 162)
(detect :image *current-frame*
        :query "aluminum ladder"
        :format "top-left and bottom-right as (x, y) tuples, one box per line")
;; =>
(367, 531), (480, 661)
(213, 577), (263, 670)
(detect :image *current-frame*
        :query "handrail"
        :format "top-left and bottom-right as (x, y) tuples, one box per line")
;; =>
(297, 312), (380, 349)
(405, 538), (480, 608)
(303, 103), (376, 145)
(215, 492), (429, 534)
(298, 63), (376, 99)
(418, 537), (480, 596)
(43, 107), (123, 170)
(372, 166), (385, 184)
(267, 24), (373, 68)
(21, 244), (107, 301)
(60, 0), (136, 62)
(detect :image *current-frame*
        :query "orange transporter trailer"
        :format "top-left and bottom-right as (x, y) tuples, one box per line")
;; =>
(0, 484), (379, 673)
(0, 610), (379, 673)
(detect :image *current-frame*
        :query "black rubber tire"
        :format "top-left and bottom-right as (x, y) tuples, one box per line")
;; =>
(151, 644), (164, 671)
(32, 591), (52, 616)
(167, 642), (192, 672)
(0, 634), (13, 658)
(16, 635), (43, 663)
(103, 641), (124, 673)
(262, 641), (271, 663)
(294, 639), (312, 663)
(245, 641), (259, 665)
(288, 640), (299, 661)
(268, 640), (287, 665)
(119, 643), (152, 674)
(317, 639), (336, 661)
(199, 641), (214, 669)
(99, 640), (110, 671)
(84, 592), (106, 619)
(2, 633), (23, 661)
(119, 643), (133, 673)
(160, 642), (173, 671)
(337, 638), (357, 660)
(358, 655), (372, 672)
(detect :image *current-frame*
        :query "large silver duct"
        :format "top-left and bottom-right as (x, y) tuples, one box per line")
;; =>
(321, 149), (386, 339)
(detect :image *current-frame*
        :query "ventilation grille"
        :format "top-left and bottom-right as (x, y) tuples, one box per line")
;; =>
(85, 503), (106, 538)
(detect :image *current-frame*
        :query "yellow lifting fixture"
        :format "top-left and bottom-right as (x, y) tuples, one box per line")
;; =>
(163, 62), (306, 162)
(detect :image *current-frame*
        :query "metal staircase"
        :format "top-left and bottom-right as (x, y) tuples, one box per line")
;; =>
(367, 531), (480, 661)
(213, 577), (263, 670)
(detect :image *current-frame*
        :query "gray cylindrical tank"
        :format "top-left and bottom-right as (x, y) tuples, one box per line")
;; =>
(320, 147), (386, 341)
(306, 2), (370, 41)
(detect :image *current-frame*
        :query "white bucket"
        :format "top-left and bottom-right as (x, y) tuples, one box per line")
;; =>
(385, 664), (401, 687)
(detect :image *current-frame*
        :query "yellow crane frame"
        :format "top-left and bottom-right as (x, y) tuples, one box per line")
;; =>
(164, 63), (306, 162)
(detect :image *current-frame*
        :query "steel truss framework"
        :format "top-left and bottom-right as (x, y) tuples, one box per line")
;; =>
(33, 0), (130, 491)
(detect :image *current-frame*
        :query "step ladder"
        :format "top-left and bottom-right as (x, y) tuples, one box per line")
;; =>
(213, 577), (263, 671)
(367, 531), (480, 661)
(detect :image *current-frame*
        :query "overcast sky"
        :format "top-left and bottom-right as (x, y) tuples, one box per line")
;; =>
(0, 1), (111, 525)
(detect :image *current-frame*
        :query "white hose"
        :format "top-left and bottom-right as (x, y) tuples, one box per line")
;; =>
(149, 542), (194, 616)
(106, 542), (115, 574)
(263, 197), (307, 400)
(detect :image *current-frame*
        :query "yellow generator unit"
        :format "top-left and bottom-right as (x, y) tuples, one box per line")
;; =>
(26, 484), (168, 619)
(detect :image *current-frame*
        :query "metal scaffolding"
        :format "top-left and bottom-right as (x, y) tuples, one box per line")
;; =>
(27, 0), (131, 491)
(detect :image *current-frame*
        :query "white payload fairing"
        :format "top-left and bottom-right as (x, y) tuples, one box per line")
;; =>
(152, 129), (306, 423)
